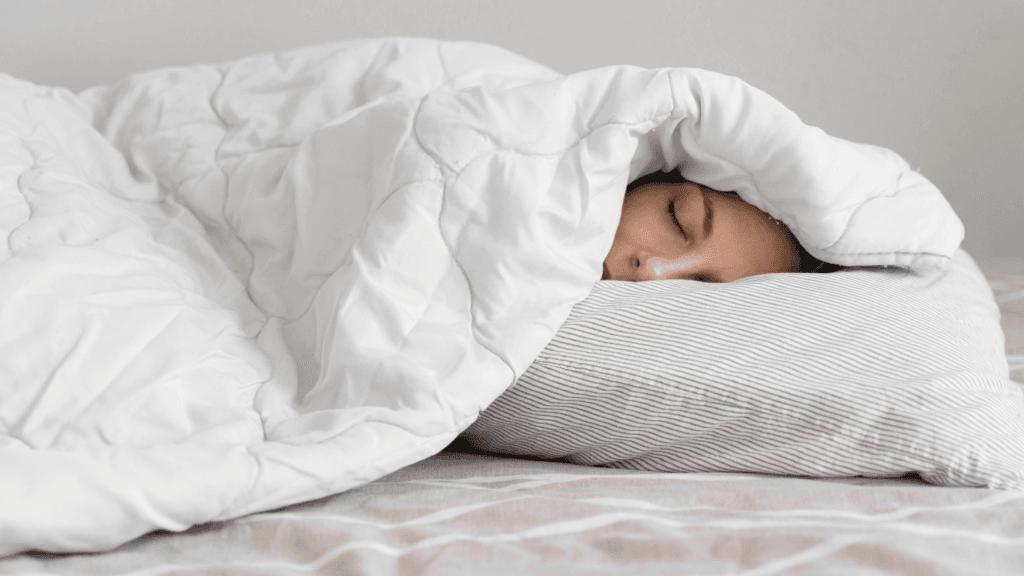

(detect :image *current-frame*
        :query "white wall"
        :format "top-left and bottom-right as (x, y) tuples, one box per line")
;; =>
(3, 0), (1021, 258)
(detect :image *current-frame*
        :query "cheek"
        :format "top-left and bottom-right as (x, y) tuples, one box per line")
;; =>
(610, 210), (638, 246)
(618, 206), (661, 243)
(719, 202), (794, 273)
(606, 213), (649, 264)
(764, 228), (801, 272)
(606, 215), (630, 257)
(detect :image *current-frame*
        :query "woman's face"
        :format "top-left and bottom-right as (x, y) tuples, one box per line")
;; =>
(603, 182), (800, 282)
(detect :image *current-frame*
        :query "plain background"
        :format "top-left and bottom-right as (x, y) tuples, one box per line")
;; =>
(2, 0), (1021, 258)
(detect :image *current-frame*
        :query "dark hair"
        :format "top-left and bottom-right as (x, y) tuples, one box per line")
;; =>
(626, 170), (842, 274)
(626, 169), (689, 193)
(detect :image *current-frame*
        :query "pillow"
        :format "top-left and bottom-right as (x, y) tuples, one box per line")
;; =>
(462, 249), (1024, 489)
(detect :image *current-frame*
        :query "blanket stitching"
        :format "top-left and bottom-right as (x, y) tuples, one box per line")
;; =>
(817, 152), (910, 253)
(2, 95), (43, 441)
(412, 95), (678, 382)
(665, 69), (934, 261)
(8, 95), (38, 260)
(817, 179), (941, 258)
(674, 115), (944, 261)
(443, 113), (676, 173)
(198, 63), (273, 518)
(436, 41), (452, 82)
(204, 65), (261, 318)
(666, 72), (792, 243)
(411, 95), (516, 381)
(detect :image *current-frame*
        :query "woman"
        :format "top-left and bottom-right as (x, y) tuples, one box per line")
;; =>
(604, 171), (839, 283)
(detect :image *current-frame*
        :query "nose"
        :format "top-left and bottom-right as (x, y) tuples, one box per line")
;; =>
(635, 253), (697, 281)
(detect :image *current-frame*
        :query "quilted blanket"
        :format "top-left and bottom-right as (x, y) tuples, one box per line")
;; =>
(0, 38), (962, 555)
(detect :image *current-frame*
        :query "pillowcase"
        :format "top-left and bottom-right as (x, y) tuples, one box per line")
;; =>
(462, 249), (1024, 489)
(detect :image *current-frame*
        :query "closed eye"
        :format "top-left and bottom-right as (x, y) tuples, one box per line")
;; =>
(668, 199), (686, 239)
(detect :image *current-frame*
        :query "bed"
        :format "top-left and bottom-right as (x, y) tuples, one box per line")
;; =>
(0, 262), (1019, 574)
(1, 38), (1022, 574)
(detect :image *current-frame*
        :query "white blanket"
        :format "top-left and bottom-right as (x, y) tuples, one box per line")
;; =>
(0, 38), (963, 555)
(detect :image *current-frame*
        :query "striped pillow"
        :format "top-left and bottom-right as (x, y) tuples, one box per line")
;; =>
(463, 249), (1024, 489)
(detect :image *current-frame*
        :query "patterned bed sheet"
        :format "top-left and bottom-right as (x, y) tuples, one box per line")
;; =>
(3, 257), (1023, 575)
(981, 257), (1024, 384)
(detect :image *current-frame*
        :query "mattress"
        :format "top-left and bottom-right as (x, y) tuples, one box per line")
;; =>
(4, 256), (1022, 576)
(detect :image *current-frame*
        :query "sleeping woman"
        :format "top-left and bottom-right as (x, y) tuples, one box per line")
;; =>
(603, 171), (838, 282)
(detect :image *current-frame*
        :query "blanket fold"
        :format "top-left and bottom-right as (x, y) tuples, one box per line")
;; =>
(0, 38), (963, 555)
